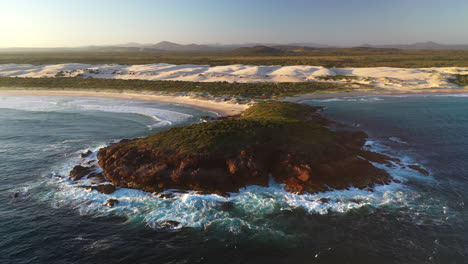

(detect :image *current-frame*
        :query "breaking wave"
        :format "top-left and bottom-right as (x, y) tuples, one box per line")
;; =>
(23, 138), (440, 238)
(0, 94), (194, 127)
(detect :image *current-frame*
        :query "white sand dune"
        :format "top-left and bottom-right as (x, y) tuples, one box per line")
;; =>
(0, 63), (467, 92)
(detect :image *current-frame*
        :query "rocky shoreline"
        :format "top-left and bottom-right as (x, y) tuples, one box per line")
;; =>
(66, 101), (416, 197)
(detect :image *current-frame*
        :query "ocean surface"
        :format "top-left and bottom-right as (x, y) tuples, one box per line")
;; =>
(1, 94), (467, 263)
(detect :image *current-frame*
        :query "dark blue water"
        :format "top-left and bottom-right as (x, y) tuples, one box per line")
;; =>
(1, 95), (467, 263)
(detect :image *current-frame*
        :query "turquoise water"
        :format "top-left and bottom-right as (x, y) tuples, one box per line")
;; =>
(1, 94), (467, 263)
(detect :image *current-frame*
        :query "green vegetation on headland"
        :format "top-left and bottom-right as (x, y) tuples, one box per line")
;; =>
(1, 49), (468, 67)
(130, 101), (332, 154)
(449, 74), (468, 87)
(0, 77), (364, 99)
(315, 75), (359, 81)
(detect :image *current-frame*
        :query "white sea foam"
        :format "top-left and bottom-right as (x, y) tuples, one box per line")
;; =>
(434, 94), (468, 97)
(307, 96), (385, 103)
(70, 104), (191, 125)
(0, 95), (194, 126)
(41, 174), (416, 231)
(389, 137), (409, 145)
(31, 138), (436, 234)
(0, 95), (59, 111)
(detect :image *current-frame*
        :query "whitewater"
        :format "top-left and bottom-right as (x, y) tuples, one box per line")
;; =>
(1, 94), (467, 263)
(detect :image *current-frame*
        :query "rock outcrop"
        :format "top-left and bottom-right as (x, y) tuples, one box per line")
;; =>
(69, 165), (93, 181)
(104, 199), (119, 207)
(80, 184), (116, 194)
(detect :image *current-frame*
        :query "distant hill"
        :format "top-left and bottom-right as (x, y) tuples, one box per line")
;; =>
(0, 46), (164, 53)
(230, 45), (285, 56)
(365, 41), (468, 50)
(84, 46), (163, 52)
(150, 41), (227, 52)
(348, 46), (401, 52)
(114, 42), (154, 48)
(287, 42), (333, 48)
(272, 45), (319, 52)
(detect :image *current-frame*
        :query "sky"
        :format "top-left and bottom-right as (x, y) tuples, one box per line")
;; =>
(0, 0), (467, 47)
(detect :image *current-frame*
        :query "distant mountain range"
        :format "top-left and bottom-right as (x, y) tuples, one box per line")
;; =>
(115, 41), (468, 51)
(114, 41), (335, 51)
(2, 41), (468, 53)
(359, 41), (468, 50)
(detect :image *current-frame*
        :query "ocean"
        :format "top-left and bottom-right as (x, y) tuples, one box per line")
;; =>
(1, 94), (467, 263)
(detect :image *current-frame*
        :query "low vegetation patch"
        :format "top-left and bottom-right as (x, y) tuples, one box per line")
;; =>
(0, 77), (363, 99)
(449, 74), (468, 87)
(315, 75), (359, 81)
(1, 50), (468, 67)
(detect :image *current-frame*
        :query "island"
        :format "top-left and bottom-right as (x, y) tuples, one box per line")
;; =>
(94, 101), (398, 196)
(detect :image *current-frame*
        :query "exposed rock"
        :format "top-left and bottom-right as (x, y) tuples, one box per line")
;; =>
(271, 148), (390, 194)
(172, 190), (189, 194)
(104, 199), (119, 207)
(195, 190), (231, 197)
(80, 184), (116, 194)
(318, 198), (330, 203)
(160, 220), (180, 229)
(408, 165), (429, 175)
(98, 133), (391, 196)
(87, 172), (106, 183)
(156, 192), (174, 199)
(69, 165), (93, 181)
(81, 150), (93, 158)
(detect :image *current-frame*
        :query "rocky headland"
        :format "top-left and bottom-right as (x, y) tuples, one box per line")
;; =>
(91, 101), (401, 196)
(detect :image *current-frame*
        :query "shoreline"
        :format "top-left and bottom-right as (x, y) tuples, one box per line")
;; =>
(0, 89), (249, 117)
(283, 89), (468, 102)
(1, 88), (468, 115)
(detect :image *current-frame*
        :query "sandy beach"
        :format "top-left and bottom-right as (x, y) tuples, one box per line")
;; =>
(2, 88), (468, 116)
(0, 89), (249, 117)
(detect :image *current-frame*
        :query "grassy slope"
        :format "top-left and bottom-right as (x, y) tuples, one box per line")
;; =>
(130, 101), (333, 154)
(0, 77), (362, 99)
(1, 49), (468, 67)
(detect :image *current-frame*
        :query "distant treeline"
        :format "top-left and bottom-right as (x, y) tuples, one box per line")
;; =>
(0, 49), (468, 67)
(0, 77), (362, 99)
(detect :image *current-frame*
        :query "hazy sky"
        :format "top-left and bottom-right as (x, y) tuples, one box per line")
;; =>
(1, 0), (467, 47)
